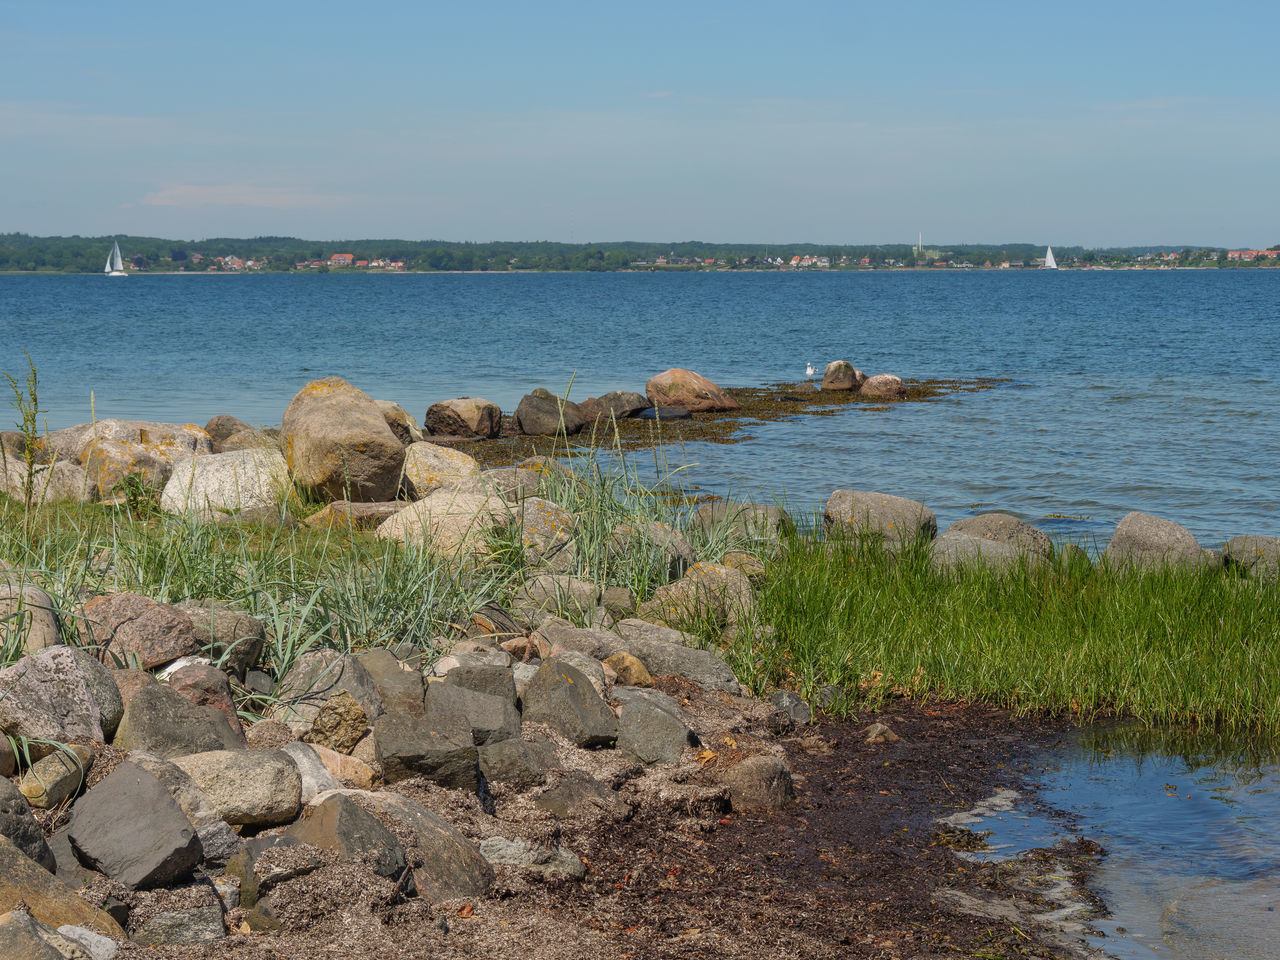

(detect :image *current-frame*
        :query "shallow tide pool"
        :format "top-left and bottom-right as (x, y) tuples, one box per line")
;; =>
(961, 726), (1280, 959)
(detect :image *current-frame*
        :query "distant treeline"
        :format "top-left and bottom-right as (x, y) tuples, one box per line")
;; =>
(1, 232), (1274, 273)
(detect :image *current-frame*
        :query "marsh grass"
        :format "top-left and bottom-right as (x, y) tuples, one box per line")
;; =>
(4, 429), (1278, 736)
(739, 529), (1280, 735)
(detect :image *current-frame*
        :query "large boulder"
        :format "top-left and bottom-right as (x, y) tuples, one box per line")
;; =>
(945, 512), (1054, 559)
(375, 488), (509, 558)
(645, 368), (739, 412)
(50, 418), (213, 464)
(204, 414), (252, 449)
(1103, 512), (1207, 570)
(858, 373), (908, 400)
(377, 401), (423, 446)
(820, 361), (866, 392)
(374, 712), (479, 791)
(0, 647), (105, 748)
(0, 835), (124, 937)
(268, 650), (383, 732)
(113, 683), (244, 759)
(173, 750), (302, 827)
(514, 388), (587, 436)
(637, 561), (757, 635)
(80, 438), (173, 498)
(401, 441), (481, 499)
(1224, 535), (1280, 581)
(520, 661), (619, 748)
(824, 490), (937, 543)
(357, 792), (494, 902)
(614, 619), (741, 694)
(515, 497), (577, 568)
(160, 448), (291, 521)
(285, 793), (405, 879)
(68, 761), (203, 889)
(0, 583), (61, 655)
(929, 531), (1029, 574)
(280, 377), (405, 502)
(693, 501), (791, 544)
(583, 390), (651, 421)
(129, 752), (244, 869)
(424, 397), (502, 439)
(0, 460), (95, 505)
(79, 593), (199, 670)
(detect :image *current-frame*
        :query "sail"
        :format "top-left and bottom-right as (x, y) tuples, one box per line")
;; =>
(112, 241), (124, 272)
(1044, 246), (1058, 270)
(104, 245), (114, 274)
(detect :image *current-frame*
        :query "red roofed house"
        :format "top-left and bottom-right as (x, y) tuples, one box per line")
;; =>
(329, 253), (355, 266)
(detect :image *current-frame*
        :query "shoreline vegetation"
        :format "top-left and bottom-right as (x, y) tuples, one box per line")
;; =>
(3, 366), (1277, 736)
(3, 231), (1279, 274)
(1, 363), (1276, 956)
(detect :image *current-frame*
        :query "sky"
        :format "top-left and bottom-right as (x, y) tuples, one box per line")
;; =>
(2, 1), (1278, 248)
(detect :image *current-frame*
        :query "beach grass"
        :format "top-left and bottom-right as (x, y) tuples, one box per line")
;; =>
(731, 530), (1280, 735)
(3, 458), (1279, 736)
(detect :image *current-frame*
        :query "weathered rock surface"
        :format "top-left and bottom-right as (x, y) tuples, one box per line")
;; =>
(858, 373), (908, 400)
(645, 368), (739, 412)
(49, 418), (212, 465)
(173, 600), (265, 681)
(303, 500), (405, 531)
(0, 582), (61, 654)
(583, 390), (651, 421)
(693, 501), (791, 543)
(0, 777), (56, 871)
(824, 489), (937, 542)
(268, 649), (383, 731)
(521, 661), (619, 748)
(424, 681), (521, 746)
(79, 593), (199, 670)
(929, 531), (1030, 573)
(81, 438), (173, 498)
(68, 761), (203, 889)
(377, 400), (423, 446)
(204, 414), (252, 448)
(374, 712), (480, 791)
(129, 900), (225, 946)
(0, 835), (124, 937)
(604, 651), (652, 687)
(224, 835), (324, 909)
(517, 574), (600, 618)
(514, 388), (587, 436)
(443, 662), (518, 706)
(128, 752), (243, 869)
(515, 497), (576, 567)
(168, 662), (246, 741)
(945, 512), (1054, 559)
(302, 690), (370, 754)
(356, 791), (495, 902)
(0, 646), (105, 746)
(357, 648), (426, 719)
(112, 683), (244, 759)
(614, 619), (742, 694)
(374, 488), (508, 557)
(820, 360), (866, 392)
(160, 448), (291, 521)
(402, 441), (482, 499)
(478, 738), (551, 791)
(1225, 534), (1280, 580)
(285, 793), (406, 879)
(721, 754), (794, 812)
(769, 690), (812, 726)
(616, 698), (698, 764)
(19, 744), (93, 809)
(637, 561), (757, 634)
(535, 619), (626, 660)
(0, 460), (96, 505)
(173, 750), (302, 826)
(1103, 511), (1207, 570)
(281, 377), (405, 502)
(279, 742), (344, 802)
(424, 397), (502, 439)
(479, 836), (586, 880)
(67, 649), (123, 741)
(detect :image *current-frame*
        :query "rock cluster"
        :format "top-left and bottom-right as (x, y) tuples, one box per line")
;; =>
(0, 493), (805, 951)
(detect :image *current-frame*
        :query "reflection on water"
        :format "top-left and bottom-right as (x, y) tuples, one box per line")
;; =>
(975, 724), (1280, 959)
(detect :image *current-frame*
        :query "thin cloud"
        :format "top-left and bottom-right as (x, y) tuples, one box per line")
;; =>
(140, 184), (351, 210)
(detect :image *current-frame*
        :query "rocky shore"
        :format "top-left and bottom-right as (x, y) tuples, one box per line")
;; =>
(3, 365), (1278, 957)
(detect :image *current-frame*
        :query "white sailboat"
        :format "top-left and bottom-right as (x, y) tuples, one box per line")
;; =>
(104, 240), (128, 277)
(1043, 246), (1058, 270)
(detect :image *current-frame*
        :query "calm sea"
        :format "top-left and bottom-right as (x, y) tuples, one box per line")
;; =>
(2, 271), (1276, 545)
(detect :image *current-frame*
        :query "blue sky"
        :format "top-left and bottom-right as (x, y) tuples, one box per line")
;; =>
(2, 1), (1277, 247)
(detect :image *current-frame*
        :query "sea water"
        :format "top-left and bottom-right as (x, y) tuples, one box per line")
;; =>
(1, 269), (1277, 544)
